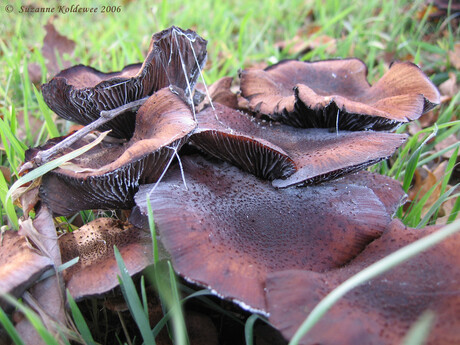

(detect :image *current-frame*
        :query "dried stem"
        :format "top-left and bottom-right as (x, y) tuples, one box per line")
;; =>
(33, 97), (149, 167)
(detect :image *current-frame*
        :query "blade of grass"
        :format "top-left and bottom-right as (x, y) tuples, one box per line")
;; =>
(0, 293), (62, 345)
(0, 307), (25, 345)
(401, 311), (435, 345)
(432, 146), (459, 221)
(141, 276), (149, 319)
(6, 130), (109, 204)
(402, 128), (437, 192)
(447, 195), (460, 223)
(288, 219), (460, 345)
(417, 188), (460, 228)
(66, 291), (96, 345)
(114, 246), (156, 345)
(152, 289), (217, 338)
(167, 261), (189, 345)
(0, 168), (18, 228)
(245, 314), (261, 345)
(32, 85), (60, 138)
(147, 198), (160, 264)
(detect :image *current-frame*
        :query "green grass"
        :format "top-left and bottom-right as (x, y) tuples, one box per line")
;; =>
(0, 0), (459, 344)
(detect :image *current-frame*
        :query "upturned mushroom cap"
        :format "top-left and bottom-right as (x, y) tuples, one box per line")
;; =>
(196, 77), (239, 111)
(240, 59), (440, 131)
(266, 220), (460, 345)
(36, 87), (196, 215)
(133, 155), (405, 313)
(41, 26), (207, 138)
(0, 231), (52, 310)
(190, 104), (407, 187)
(59, 217), (158, 301)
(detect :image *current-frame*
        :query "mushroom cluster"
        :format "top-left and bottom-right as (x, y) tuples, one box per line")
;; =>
(4, 26), (457, 344)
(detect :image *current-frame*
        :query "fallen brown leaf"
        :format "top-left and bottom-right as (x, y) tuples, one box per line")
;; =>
(449, 43), (460, 70)
(408, 162), (447, 218)
(438, 72), (459, 102)
(27, 20), (76, 84)
(435, 185), (460, 224)
(275, 25), (336, 57)
(435, 133), (460, 159)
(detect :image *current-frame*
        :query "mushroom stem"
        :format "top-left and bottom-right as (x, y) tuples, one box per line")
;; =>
(32, 96), (149, 167)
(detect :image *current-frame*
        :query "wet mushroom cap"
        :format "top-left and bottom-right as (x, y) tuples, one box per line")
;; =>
(266, 220), (460, 345)
(0, 231), (52, 310)
(240, 59), (440, 131)
(41, 26), (207, 138)
(59, 217), (157, 301)
(134, 155), (404, 313)
(37, 87), (196, 216)
(195, 76), (239, 111)
(190, 104), (407, 187)
(336, 170), (406, 216)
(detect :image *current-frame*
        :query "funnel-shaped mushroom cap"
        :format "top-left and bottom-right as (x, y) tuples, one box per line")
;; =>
(59, 218), (157, 301)
(134, 155), (404, 313)
(190, 104), (407, 187)
(0, 231), (52, 310)
(36, 87), (196, 215)
(266, 220), (460, 345)
(240, 59), (440, 131)
(41, 26), (207, 138)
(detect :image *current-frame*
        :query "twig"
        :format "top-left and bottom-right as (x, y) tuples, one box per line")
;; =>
(31, 97), (149, 167)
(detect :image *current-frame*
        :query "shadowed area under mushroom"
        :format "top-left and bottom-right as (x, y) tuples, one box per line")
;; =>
(240, 59), (440, 131)
(266, 220), (460, 345)
(33, 87), (196, 216)
(59, 217), (159, 301)
(190, 104), (407, 187)
(133, 155), (405, 313)
(41, 26), (207, 138)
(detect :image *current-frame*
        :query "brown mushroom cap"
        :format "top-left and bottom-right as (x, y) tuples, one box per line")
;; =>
(59, 217), (161, 301)
(240, 59), (440, 131)
(0, 231), (52, 310)
(133, 155), (404, 313)
(266, 220), (460, 345)
(195, 77), (239, 111)
(41, 26), (207, 138)
(37, 87), (196, 215)
(190, 104), (407, 187)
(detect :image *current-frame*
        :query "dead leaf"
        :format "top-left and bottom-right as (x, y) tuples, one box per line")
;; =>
(27, 20), (76, 84)
(449, 43), (460, 70)
(438, 72), (459, 102)
(435, 133), (460, 159)
(435, 185), (460, 224)
(0, 166), (11, 184)
(418, 109), (440, 128)
(417, 3), (439, 20)
(0, 230), (52, 311)
(275, 25), (336, 57)
(408, 162), (447, 218)
(16, 205), (66, 345)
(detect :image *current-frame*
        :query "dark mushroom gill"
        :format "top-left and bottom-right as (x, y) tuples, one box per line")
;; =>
(41, 26), (207, 138)
(240, 59), (440, 131)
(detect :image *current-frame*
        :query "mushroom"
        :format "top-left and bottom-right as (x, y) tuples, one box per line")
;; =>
(190, 104), (407, 187)
(32, 87), (196, 215)
(59, 217), (164, 301)
(0, 230), (52, 311)
(41, 26), (207, 138)
(133, 155), (405, 313)
(265, 219), (460, 345)
(240, 59), (440, 131)
(195, 76), (239, 111)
